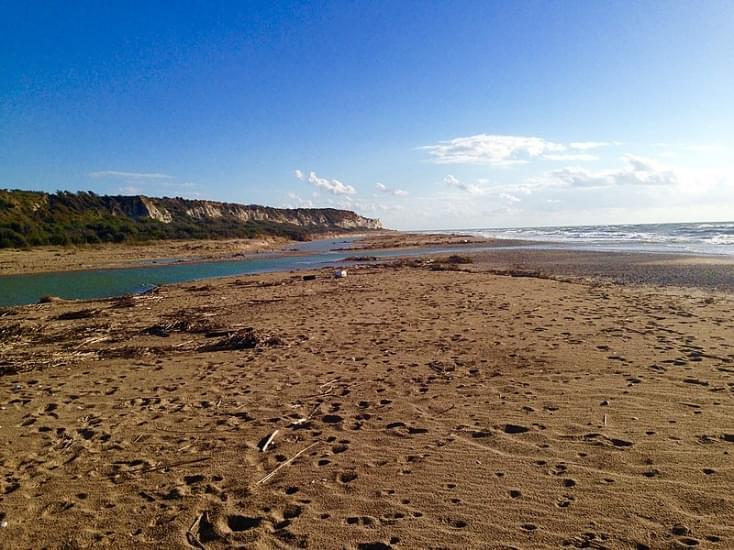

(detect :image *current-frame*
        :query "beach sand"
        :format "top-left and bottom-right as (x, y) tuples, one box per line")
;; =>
(1, 251), (734, 548)
(0, 237), (292, 276)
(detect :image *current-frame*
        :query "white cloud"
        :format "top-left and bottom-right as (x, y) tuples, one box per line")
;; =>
(295, 170), (356, 195)
(499, 192), (521, 203)
(376, 182), (408, 196)
(569, 142), (612, 150)
(444, 174), (486, 195)
(419, 134), (612, 166)
(543, 153), (598, 161)
(420, 134), (561, 166)
(89, 170), (174, 180)
(118, 186), (142, 195)
(546, 155), (678, 188)
(285, 192), (314, 208)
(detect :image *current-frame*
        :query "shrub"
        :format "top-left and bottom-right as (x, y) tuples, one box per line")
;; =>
(0, 228), (28, 248)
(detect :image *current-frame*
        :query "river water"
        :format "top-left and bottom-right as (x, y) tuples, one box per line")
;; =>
(0, 238), (498, 307)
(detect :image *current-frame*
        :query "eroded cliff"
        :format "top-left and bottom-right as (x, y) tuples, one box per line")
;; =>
(0, 190), (382, 247)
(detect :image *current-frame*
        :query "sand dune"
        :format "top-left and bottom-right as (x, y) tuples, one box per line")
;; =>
(1, 258), (733, 548)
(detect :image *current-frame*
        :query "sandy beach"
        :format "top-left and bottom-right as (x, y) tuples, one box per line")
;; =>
(1, 244), (733, 549)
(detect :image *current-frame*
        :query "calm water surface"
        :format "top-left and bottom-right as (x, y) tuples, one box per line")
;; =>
(0, 239), (498, 307)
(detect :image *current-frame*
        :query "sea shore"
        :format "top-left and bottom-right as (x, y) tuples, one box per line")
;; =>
(0, 232), (491, 277)
(1, 241), (733, 549)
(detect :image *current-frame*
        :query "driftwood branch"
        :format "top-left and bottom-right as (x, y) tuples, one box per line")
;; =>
(255, 442), (320, 485)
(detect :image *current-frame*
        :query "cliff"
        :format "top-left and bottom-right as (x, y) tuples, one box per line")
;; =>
(0, 189), (382, 248)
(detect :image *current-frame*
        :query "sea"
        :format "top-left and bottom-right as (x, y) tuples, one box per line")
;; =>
(433, 221), (734, 257)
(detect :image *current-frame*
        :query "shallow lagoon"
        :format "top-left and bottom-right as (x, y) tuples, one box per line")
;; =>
(0, 239), (498, 306)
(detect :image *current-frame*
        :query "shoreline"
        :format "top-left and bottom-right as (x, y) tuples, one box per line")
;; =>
(2, 238), (734, 296)
(0, 236), (291, 276)
(0, 232), (497, 277)
(3, 230), (734, 275)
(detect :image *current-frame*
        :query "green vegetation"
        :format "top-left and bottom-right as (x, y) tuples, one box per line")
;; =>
(0, 189), (379, 249)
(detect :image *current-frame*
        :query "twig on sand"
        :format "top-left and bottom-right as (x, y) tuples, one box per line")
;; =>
(186, 512), (205, 550)
(74, 335), (110, 349)
(137, 455), (211, 475)
(289, 403), (321, 427)
(260, 429), (279, 452)
(300, 382), (355, 399)
(154, 424), (237, 435)
(430, 404), (456, 415)
(255, 442), (320, 485)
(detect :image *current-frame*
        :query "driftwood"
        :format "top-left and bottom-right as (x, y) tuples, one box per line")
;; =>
(260, 430), (279, 452)
(255, 442), (320, 485)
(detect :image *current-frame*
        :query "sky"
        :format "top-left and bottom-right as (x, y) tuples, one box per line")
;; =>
(2, 1), (733, 230)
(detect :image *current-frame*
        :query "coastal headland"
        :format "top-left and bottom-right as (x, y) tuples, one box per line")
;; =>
(1, 235), (733, 548)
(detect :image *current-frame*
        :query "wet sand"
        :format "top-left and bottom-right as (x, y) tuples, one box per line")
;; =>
(338, 233), (490, 251)
(1, 251), (733, 549)
(468, 248), (734, 293)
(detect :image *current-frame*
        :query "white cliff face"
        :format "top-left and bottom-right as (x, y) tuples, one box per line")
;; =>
(140, 197), (173, 223)
(0, 190), (383, 249)
(141, 198), (382, 230)
(184, 203), (225, 220)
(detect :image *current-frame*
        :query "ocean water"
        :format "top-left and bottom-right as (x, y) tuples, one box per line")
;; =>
(435, 221), (734, 257)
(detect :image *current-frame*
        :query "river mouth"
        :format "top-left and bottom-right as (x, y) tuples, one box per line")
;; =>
(4, 235), (731, 307)
(0, 238), (510, 307)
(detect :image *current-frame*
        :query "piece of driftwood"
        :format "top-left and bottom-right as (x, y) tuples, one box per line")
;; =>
(255, 442), (319, 485)
(187, 512), (205, 550)
(260, 429), (279, 452)
(136, 455), (211, 475)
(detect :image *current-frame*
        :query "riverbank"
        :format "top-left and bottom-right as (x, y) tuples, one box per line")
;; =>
(0, 237), (291, 276)
(1, 256), (733, 548)
(0, 232), (489, 276)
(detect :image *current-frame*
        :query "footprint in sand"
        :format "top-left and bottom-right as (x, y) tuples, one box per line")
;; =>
(357, 543), (392, 550)
(346, 515), (376, 527)
(332, 441), (349, 453)
(442, 516), (468, 529)
(338, 471), (358, 484)
(502, 423), (530, 434)
(227, 514), (262, 532)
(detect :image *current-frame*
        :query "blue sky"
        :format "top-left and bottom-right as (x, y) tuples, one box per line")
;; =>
(2, 1), (733, 229)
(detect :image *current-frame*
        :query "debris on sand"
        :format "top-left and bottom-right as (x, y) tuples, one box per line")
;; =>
(38, 295), (64, 304)
(343, 255), (378, 262)
(55, 308), (102, 320)
(110, 295), (137, 308)
(443, 254), (474, 265)
(143, 311), (220, 337)
(197, 328), (284, 352)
